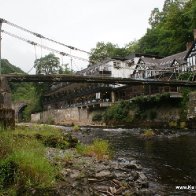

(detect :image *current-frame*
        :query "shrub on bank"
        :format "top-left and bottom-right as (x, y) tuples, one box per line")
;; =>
(92, 113), (103, 122)
(72, 125), (80, 132)
(142, 129), (155, 138)
(104, 101), (132, 124)
(76, 139), (112, 160)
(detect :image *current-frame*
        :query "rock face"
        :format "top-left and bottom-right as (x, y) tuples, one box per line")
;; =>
(43, 148), (152, 196)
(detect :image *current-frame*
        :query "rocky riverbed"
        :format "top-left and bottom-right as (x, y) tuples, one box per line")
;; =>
(44, 148), (152, 196)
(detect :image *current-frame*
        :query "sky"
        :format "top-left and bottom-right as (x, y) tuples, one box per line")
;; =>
(0, 0), (165, 73)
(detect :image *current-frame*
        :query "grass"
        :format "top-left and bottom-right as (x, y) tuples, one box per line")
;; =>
(14, 125), (74, 149)
(169, 121), (178, 128)
(15, 124), (62, 137)
(142, 129), (155, 138)
(76, 139), (112, 160)
(0, 126), (63, 194)
(72, 125), (80, 132)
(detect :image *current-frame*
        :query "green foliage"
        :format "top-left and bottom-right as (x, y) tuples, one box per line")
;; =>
(0, 125), (80, 194)
(11, 83), (41, 121)
(15, 124), (62, 137)
(11, 83), (34, 101)
(33, 54), (74, 115)
(14, 125), (77, 149)
(1, 59), (42, 121)
(1, 59), (24, 74)
(90, 0), (196, 61)
(180, 88), (190, 120)
(142, 129), (155, 138)
(178, 72), (195, 80)
(72, 125), (80, 132)
(89, 42), (130, 65)
(104, 101), (132, 124)
(137, 0), (195, 56)
(0, 129), (56, 194)
(149, 8), (162, 28)
(92, 113), (103, 122)
(179, 121), (187, 128)
(169, 120), (178, 128)
(34, 53), (61, 75)
(149, 110), (157, 120)
(133, 93), (172, 110)
(76, 139), (112, 160)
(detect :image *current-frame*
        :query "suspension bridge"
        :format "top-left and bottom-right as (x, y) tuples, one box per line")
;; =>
(0, 18), (195, 87)
(0, 17), (195, 84)
(0, 18), (195, 128)
(3, 74), (196, 87)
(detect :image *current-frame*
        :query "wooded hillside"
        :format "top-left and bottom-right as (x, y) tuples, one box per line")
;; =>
(89, 0), (196, 64)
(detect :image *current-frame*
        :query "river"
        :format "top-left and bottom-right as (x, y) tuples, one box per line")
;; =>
(75, 128), (196, 195)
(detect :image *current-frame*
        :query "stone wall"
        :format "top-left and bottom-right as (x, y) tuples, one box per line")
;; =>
(187, 91), (196, 119)
(31, 107), (92, 125)
(0, 77), (14, 128)
(0, 77), (12, 109)
(0, 109), (15, 128)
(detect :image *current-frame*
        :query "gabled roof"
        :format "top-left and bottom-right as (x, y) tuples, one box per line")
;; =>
(139, 57), (160, 66)
(125, 53), (162, 60)
(159, 51), (187, 67)
(76, 58), (112, 75)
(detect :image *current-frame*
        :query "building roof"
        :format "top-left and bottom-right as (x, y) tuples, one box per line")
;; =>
(159, 51), (187, 67)
(77, 41), (195, 76)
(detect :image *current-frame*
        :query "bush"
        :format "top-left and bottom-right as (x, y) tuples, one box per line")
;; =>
(76, 139), (112, 160)
(179, 121), (187, 129)
(104, 101), (131, 123)
(149, 110), (157, 120)
(0, 159), (17, 188)
(169, 121), (177, 128)
(142, 129), (155, 137)
(43, 135), (69, 149)
(92, 113), (103, 122)
(72, 125), (80, 132)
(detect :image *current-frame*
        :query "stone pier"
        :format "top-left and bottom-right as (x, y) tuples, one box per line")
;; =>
(0, 77), (15, 128)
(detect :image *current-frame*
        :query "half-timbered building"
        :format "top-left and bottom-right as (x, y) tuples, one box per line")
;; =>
(43, 34), (196, 110)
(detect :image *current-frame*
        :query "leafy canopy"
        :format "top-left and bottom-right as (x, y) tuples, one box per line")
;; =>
(34, 53), (61, 75)
(89, 0), (196, 62)
(89, 41), (138, 65)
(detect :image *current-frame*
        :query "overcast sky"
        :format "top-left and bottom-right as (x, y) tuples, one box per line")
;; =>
(0, 0), (165, 73)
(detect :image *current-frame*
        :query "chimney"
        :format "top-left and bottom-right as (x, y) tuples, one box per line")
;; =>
(194, 29), (196, 40)
(186, 42), (192, 51)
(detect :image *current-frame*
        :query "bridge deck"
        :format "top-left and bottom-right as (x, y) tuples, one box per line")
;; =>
(3, 74), (196, 87)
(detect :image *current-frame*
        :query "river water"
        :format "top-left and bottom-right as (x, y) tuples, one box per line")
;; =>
(76, 128), (196, 195)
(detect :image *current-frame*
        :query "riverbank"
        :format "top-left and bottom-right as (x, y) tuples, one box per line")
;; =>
(0, 124), (151, 195)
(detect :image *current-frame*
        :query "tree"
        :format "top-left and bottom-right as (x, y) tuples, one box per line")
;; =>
(163, 0), (174, 13)
(137, 0), (195, 57)
(125, 41), (139, 54)
(34, 53), (61, 75)
(59, 63), (73, 74)
(89, 42), (117, 64)
(149, 8), (162, 28)
(89, 42), (130, 65)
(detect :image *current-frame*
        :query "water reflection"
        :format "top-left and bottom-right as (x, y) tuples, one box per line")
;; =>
(79, 128), (196, 194)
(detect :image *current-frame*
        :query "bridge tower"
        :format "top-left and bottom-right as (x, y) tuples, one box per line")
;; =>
(0, 77), (15, 128)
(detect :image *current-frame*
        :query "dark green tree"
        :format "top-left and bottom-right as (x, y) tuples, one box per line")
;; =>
(34, 53), (61, 75)
(89, 42), (130, 65)
(137, 0), (195, 56)
(149, 8), (162, 28)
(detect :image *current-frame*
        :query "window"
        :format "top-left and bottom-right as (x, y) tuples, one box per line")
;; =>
(113, 61), (121, 69)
